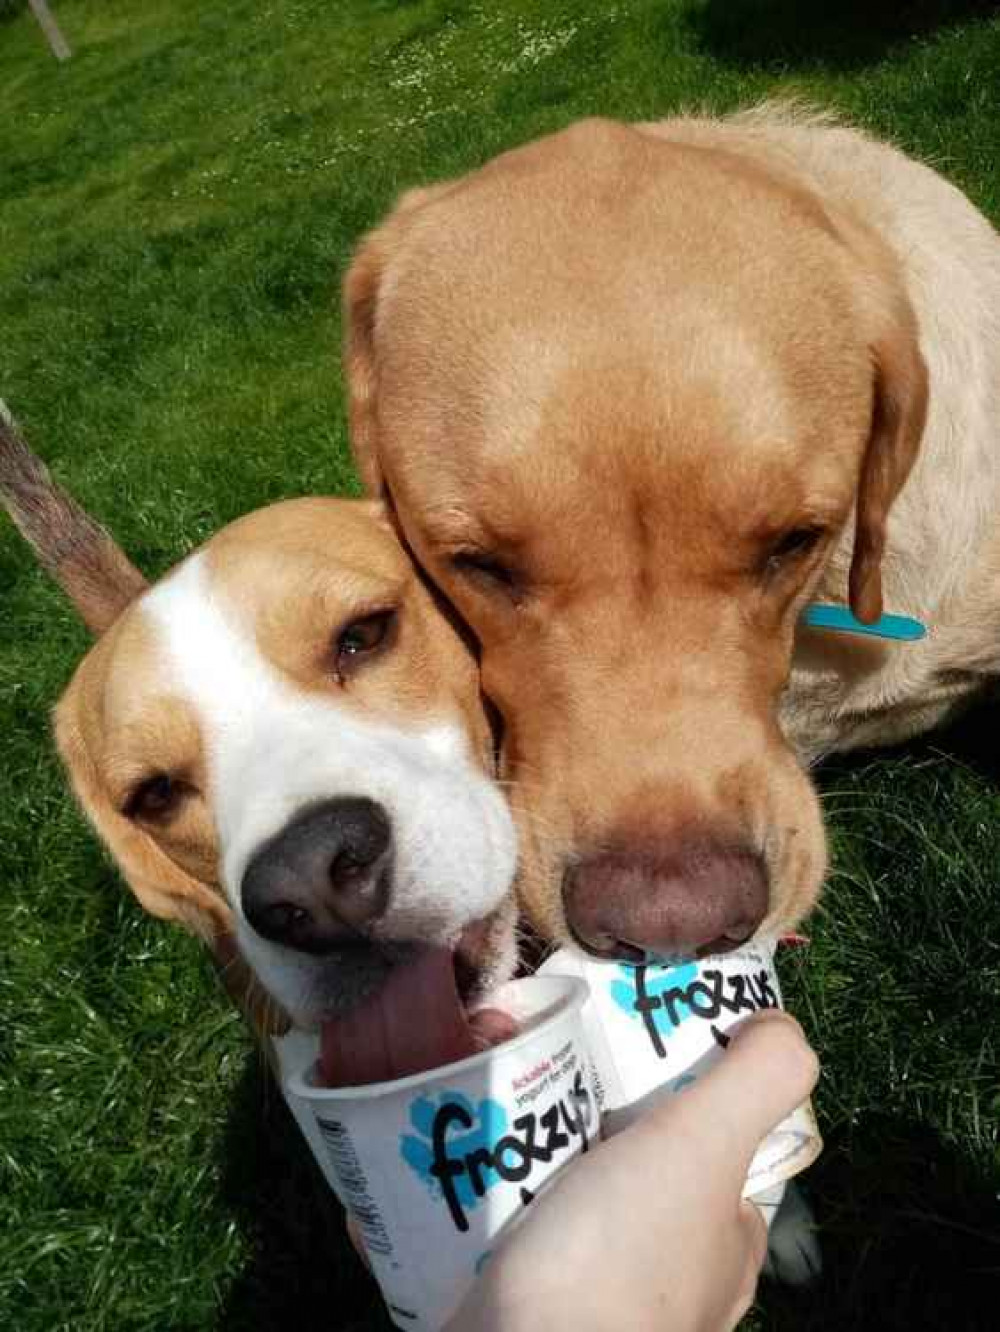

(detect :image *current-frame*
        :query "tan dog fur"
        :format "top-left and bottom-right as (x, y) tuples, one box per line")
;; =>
(343, 104), (1000, 947)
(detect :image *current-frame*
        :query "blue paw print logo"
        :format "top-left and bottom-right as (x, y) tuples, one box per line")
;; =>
(400, 1092), (508, 1214)
(608, 959), (700, 1036)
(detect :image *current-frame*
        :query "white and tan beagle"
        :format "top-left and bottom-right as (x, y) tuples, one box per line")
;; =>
(0, 414), (516, 1049)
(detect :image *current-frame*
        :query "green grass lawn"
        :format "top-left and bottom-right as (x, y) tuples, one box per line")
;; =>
(2, 1), (999, 1328)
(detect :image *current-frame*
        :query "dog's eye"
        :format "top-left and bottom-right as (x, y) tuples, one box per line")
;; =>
(451, 551), (520, 596)
(124, 774), (183, 822)
(336, 609), (396, 669)
(765, 527), (825, 572)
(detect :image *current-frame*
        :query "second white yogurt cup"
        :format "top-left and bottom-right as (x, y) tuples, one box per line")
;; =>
(537, 938), (821, 1196)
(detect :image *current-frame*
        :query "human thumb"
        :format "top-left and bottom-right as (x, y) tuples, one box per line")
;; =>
(640, 1009), (819, 1185)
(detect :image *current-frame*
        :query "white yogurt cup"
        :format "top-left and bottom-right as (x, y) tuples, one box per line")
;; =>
(275, 975), (598, 1331)
(537, 938), (821, 1197)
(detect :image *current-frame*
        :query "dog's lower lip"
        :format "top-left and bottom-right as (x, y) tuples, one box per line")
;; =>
(452, 949), (479, 1003)
(452, 914), (495, 1002)
(724, 922), (756, 945)
(695, 928), (754, 959)
(565, 921), (649, 965)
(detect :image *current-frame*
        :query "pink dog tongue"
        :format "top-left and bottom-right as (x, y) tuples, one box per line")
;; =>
(319, 948), (515, 1088)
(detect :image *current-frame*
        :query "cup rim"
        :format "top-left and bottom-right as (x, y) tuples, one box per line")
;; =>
(286, 974), (590, 1102)
(550, 935), (778, 972)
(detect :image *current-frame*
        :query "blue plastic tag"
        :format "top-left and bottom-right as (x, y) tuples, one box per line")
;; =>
(801, 603), (926, 642)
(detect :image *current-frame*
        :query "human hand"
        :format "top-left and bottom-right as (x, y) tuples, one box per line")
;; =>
(444, 1009), (819, 1332)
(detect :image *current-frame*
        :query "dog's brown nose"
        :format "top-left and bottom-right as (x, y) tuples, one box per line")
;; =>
(562, 840), (768, 962)
(241, 797), (392, 954)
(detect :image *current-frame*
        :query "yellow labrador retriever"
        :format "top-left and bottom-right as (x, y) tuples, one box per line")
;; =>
(343, 104), (1000, 963)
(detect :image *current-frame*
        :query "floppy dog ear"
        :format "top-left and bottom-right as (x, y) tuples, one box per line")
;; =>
(343, 184), (454, 497)
(848, 301), (928, 624)
(54, 697), (233, 937)
(343, 232), (391, 496)
(0, 405), (147, 634)
(54, 698), (289, 1036)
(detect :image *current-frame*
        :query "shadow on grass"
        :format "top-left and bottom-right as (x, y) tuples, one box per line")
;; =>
(922, 688), (1000, 786)
(818, 687), (1000, 790)
(212, 1054), (1000, 1332)
(687, 0), (1000, 71)
(216, 1052), (390, 1332)
(759, 1115), (1000, 1331)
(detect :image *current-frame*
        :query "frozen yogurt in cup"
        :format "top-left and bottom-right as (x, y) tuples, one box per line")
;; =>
(276, 970), (598, 1331)
(537, 937), (821, 1197)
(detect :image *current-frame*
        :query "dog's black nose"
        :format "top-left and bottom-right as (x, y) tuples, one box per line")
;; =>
(241, 797), (392, 954)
